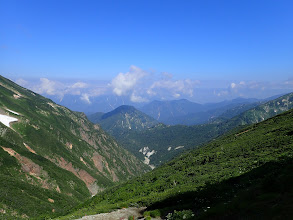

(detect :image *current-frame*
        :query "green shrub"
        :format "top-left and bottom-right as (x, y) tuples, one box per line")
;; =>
(166, 210), (194, 220)
(150, 209), (161, 217)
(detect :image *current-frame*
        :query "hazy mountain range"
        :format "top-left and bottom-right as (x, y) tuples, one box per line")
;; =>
(65, 95), (293, 220)
(88, 92), (293, 167)
(1, 74), (293, 219)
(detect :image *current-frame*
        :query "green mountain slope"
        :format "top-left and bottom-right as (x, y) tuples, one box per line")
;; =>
(0, 76), (149, 218)
(60, 107), (293, 219)
(118, 92), (293, 166)
(87, 105), (158, 136)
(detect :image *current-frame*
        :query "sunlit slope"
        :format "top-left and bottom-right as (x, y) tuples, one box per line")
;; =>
(119, 92), (293, 166)
(0, 75), (148, 218)
(62, 108), (293, 219)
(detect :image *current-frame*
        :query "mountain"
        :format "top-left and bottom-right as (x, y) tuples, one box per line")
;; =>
(0, 76), (148, 219)
(62, 105), (293, 220)
(140, 98), (265, 125)
(48, 94), (145, 114)
(139, 99), (204, 123)
(87, 105), (158, 135)
(116, 92), (293, 167)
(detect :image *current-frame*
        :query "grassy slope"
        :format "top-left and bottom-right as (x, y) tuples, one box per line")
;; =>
(0, 75), (149, 218)
(60, 108), (293, 219)
(118, 92), (293, 166)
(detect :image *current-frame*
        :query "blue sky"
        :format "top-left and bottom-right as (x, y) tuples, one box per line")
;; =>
(1, 0), (293, 104)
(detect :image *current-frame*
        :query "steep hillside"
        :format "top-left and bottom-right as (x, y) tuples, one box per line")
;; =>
(0, 76), (148, 219)
(61, 106), (293, 220)
(87, 105), (158, 136)
(117, 92), (293, 166)
(222, 92), (293, 125)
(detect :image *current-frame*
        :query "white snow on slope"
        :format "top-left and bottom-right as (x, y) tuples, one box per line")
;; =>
(175, 146), (184, 150)
(0, 114), (18, 127)
(6, 109), (20, 115)
(146, 150), (155, 157)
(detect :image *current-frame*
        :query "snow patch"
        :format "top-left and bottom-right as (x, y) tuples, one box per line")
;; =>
(139, 147), (156, 157)
(143, 156), (150, 165)
(6, 109), (20, 115)
(168, 147), (172, 151)
(175, 146), (184, 150)
(149, 165), (155, 169)
(139, 147), (156, 169)
(0, 114), (18, 127)
(13, 94), (21, 99)
(146, 150), (155, 157)
(139, 146), (150, 155)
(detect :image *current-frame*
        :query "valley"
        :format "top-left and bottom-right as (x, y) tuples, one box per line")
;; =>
(0, 75), (292, 219)
(60, 106), (293, 219)
(2, 1), (293, 219)
(88, 92), (293, 167)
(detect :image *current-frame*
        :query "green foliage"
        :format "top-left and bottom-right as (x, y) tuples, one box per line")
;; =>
(61, 108), (293, 219)
(113, 92), (293, 166)
(166, 210), (194, 220)
(87, 105), (158, 140)
(143, 210), (160, 218)
(0, 75), (149, 218)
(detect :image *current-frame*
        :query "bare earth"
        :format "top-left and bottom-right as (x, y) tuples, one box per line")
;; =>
(76, 207), (161, 220)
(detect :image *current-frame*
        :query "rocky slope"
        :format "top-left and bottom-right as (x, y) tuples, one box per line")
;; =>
(61, 104), (293, 220)
(0, 75), (148, 219)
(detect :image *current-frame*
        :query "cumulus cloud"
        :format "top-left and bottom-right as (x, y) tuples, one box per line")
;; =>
(214, 80), (288, 99)
(15, 77), (107, 104)
(34, 78), (64, 97)
(111, 65), (147, 96)
(148, 74), (200, 98)
(108, 66), (202, 102)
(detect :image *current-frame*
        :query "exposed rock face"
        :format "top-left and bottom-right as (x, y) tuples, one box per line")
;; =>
(57, 157), (97, 195)
(1, 147), (59, 192)
(23, 143), (37, 154)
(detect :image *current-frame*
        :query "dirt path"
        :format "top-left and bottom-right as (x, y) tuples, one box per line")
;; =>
(76, 207), (158, 220)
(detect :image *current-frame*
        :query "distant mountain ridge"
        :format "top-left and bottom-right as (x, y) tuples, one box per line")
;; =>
(88, 105), (158, 137)
(139, 99), (203, 122)
(139, 97), (264, 125)
(63, 99), (293, 220)
(109, 92), (293, 166)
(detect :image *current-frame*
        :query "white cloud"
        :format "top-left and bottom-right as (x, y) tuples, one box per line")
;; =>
(15, 78), (29, 87)
(35, 78), (64, 97)
(14, 77), (107, 104)
(71, 82), (88, 89)
(230, 82), (236, 89)
(80, 93), (91, 104)
(148, 75), (199, 98)
(173, 93), (181, 98)
(109, 66), (201, 102)
(130, 93), (148, 103)
(111, 65), (147, 96)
